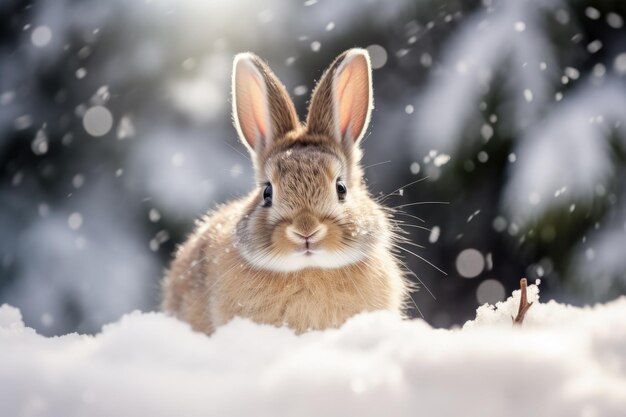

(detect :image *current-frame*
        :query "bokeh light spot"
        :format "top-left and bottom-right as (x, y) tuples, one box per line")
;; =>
(83, 106), (113, 137)
(476, 279), (506, 304)
(366, 44), (387, 69)
(31, 26), (52, 47)
(614, 53), (626, 76)
(456, 249), (485, 278)
(68, 213), (83, 230)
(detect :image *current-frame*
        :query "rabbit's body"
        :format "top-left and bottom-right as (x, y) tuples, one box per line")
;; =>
(162, 49), (408, 334)
(163, 147), (406, 334)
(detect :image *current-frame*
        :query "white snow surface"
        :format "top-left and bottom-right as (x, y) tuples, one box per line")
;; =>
(1, 285), (626, 417)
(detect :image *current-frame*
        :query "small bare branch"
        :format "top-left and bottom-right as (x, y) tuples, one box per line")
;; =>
(513, 278), (533, 326)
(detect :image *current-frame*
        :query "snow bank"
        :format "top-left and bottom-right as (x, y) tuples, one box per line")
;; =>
(1, 285), (625, 417)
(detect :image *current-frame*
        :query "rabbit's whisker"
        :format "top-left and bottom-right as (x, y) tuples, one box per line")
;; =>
(377, 176), (429, 204)
(390, 243), (448, 276)
(222, 140), (250, 161)
(392, 201), (450, 209)
(362, 160), (391, 170)
(392, 223), (432, 232)
(390, 210), (426, 223)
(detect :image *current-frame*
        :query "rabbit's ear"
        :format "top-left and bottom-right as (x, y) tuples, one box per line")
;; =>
(232, 53), (299, 155)
(306, 49), (373, 146)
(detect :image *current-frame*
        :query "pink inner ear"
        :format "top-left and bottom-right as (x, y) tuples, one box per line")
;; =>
(236, 63), (269, 149)
(249, 75), (269, 139)
(336, 67), (354, 137)
(334, 57), (370, 142)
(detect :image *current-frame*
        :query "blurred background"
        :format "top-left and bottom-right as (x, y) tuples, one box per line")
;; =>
(1, 0), (625, 336)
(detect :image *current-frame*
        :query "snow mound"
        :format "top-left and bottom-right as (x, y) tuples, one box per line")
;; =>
(1, 286), (625, 417)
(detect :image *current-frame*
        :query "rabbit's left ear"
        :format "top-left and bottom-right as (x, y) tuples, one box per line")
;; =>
(306, 49), (373, 146)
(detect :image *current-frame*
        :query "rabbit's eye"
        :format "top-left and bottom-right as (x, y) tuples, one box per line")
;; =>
(336, 180), (347, 201)
(262, 184), (273, 207)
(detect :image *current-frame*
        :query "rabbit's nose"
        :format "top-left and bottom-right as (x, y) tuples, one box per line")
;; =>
(286, 213), (327, 243)
(291, 228), (321, 241)
(286, 225), (327, 244)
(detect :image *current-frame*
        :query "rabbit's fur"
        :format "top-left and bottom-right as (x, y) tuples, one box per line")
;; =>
(162, 49), (408, 334)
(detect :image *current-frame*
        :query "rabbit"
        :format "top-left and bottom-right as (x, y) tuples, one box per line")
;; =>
(162, 48), (409, 334)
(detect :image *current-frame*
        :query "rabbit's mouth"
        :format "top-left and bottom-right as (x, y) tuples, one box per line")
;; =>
(241, 245), (366, 271)
(298, 248), (316, 256)
(240, 220), (370, 271)
(295, 243), (318, 256)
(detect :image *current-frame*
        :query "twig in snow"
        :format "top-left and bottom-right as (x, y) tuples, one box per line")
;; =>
(512, 278), (533, 326)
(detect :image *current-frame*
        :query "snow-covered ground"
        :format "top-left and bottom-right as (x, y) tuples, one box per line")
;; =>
(1, 285), (625, 417)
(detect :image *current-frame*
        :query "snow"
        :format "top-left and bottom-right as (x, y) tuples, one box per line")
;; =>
(569, 204), (626, 297)
(503, 79), (626, 225)
(412, 0), (559, 156)
(3, 180), (157, 336)
(403, 0), (626, 298)
(2, 285), (625, 417)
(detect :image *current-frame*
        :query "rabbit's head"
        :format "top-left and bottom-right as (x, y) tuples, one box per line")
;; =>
(232, 49), (390, 272)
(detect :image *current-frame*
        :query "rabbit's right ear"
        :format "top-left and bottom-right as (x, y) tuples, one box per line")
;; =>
(232, 53), (299, 157)
(306, 49), (373, 147)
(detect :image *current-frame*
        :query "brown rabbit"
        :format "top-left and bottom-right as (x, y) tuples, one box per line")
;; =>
(162, 49), (409, 334)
